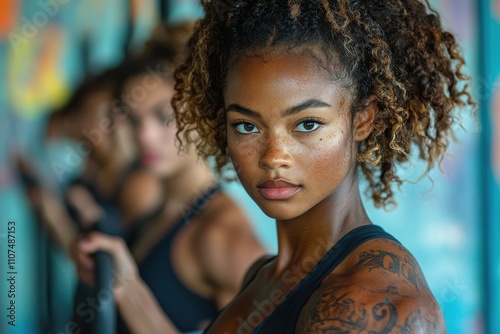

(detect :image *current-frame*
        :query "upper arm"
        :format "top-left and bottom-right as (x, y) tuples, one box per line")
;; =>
(297, 283), (445, 334)
(295, 240), (447, 334)
(194, 203), (268, 307)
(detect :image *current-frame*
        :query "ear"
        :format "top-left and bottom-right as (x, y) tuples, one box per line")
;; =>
(353, 95), (378, 142)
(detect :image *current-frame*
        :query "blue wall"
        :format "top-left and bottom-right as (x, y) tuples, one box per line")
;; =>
(478, 0), (500, 332)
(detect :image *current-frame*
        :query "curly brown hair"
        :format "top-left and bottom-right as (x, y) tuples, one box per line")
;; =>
(141, 21), (194, 65)
(172, 0), (475, 208)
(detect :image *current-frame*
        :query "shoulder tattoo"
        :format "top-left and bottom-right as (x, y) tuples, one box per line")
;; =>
(300, 289), (438, 333)
(355, 249), (426, 291)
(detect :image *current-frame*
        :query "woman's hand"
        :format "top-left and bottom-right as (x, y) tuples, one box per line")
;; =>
(70, 233), (181, 333)
(70, 232), (138, 292)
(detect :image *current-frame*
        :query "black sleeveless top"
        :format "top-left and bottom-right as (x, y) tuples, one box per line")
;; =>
(205, 224), (399, 333)
(65, 161), (142, 237)
(117, 185), (221, 333)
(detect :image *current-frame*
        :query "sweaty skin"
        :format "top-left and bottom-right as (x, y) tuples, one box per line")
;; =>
(203, 51), (445, 334)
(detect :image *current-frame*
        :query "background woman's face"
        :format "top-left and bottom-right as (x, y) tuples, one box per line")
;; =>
(123, 74), (192, 177)
(224, 52), (358, 220)
(72, 90), (115, 155)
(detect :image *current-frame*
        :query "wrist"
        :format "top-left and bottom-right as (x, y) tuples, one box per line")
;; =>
(114, 273), (141, 303)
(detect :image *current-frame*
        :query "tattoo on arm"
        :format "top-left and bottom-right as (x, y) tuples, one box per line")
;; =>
(355, 250), (423, 290)
(303, 290), (438, 333)
(305, 292), (398, 333)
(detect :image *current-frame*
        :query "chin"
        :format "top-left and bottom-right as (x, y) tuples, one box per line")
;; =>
(144, 163), (166, 177)
(159, 163), (186, 179)
(256, 201), (305, 221)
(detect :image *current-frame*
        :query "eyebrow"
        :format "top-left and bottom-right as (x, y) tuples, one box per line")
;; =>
(127, 97), (170, 114)
(225, 99), (331, 118)
(283, 99), (332, 116)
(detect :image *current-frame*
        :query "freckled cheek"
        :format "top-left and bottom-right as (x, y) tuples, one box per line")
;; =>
(302, 136), (351, 184)
(227, 139), (260, 177)
(303, 146), (333, 173)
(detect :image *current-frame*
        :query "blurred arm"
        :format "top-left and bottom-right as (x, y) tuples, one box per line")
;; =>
(195, 202), (268, 308)
(71, 232), (180, 334)
(38, 188), (79, 253)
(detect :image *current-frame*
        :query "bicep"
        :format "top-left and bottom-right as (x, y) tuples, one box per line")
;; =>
(196, 216), (268, 307)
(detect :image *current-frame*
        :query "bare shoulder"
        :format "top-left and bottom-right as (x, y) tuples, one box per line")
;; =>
(117, 168), (163, 225)
(240, 254), (275, 289)
(192, 192), (267, 304)
(296, 238), (446, 333)
(194, 192), (266, 257)
(195, 191), (258, 237)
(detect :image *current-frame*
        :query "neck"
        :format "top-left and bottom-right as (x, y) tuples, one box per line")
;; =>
(90, 143), (127, 170)
(272, 172), (371, 277)
(92, 152), (129, 184)
(84, 145), (129, 196)
(162, 157), (216, 208)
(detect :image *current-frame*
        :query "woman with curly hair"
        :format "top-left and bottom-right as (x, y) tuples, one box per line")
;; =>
(74, 0), (475, 332)
(169, 0), (474, 332)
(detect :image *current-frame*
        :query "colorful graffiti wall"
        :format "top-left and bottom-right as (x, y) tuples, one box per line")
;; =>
(0, 1), (498, 333)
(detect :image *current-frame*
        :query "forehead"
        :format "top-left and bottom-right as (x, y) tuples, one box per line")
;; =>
(122, 73), (172, 93)
(224, 51), (350, 107)
(122, 74), (173, 111)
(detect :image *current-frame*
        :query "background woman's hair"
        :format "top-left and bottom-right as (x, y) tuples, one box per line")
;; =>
(55, 67), (119, 117)
(172, 0), (476, 208)
(113, 21), (194, 102)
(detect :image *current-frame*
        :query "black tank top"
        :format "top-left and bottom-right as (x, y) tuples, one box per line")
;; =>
(117, 185), (221, 333)
(65, 161), (142, 237)
(205, 224), (399, 333)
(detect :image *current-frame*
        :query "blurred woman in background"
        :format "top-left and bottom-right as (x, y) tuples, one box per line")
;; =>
(43, 67), (164, 248)
(71, 23), (268, 333)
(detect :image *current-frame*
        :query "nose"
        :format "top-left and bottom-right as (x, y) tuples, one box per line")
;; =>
(136, 120), (160, 150)
(259, 131), (293, 170)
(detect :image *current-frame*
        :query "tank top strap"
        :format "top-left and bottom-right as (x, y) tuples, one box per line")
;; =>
(253, 224), (399, 333)
(119, 184), (222, 333)
(166, 184), (222, 241)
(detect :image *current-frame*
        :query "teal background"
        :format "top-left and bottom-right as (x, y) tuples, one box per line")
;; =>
(0, 0), (498, 333)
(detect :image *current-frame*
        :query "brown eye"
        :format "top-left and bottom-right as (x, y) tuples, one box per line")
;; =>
(244, 123), (255, 132)
(234, 122), (258, 134)
(303, 122), (315, 130)
(157, 112), (175, 126)
(295, 120), (321, 132)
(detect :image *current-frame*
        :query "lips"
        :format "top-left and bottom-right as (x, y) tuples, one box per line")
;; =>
(257, 179), (301, 200)
(140, 152), (159, 165)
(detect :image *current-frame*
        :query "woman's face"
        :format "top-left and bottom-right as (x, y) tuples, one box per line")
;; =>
(224, 52), (361, 220)
(123, 74), (193, 177)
